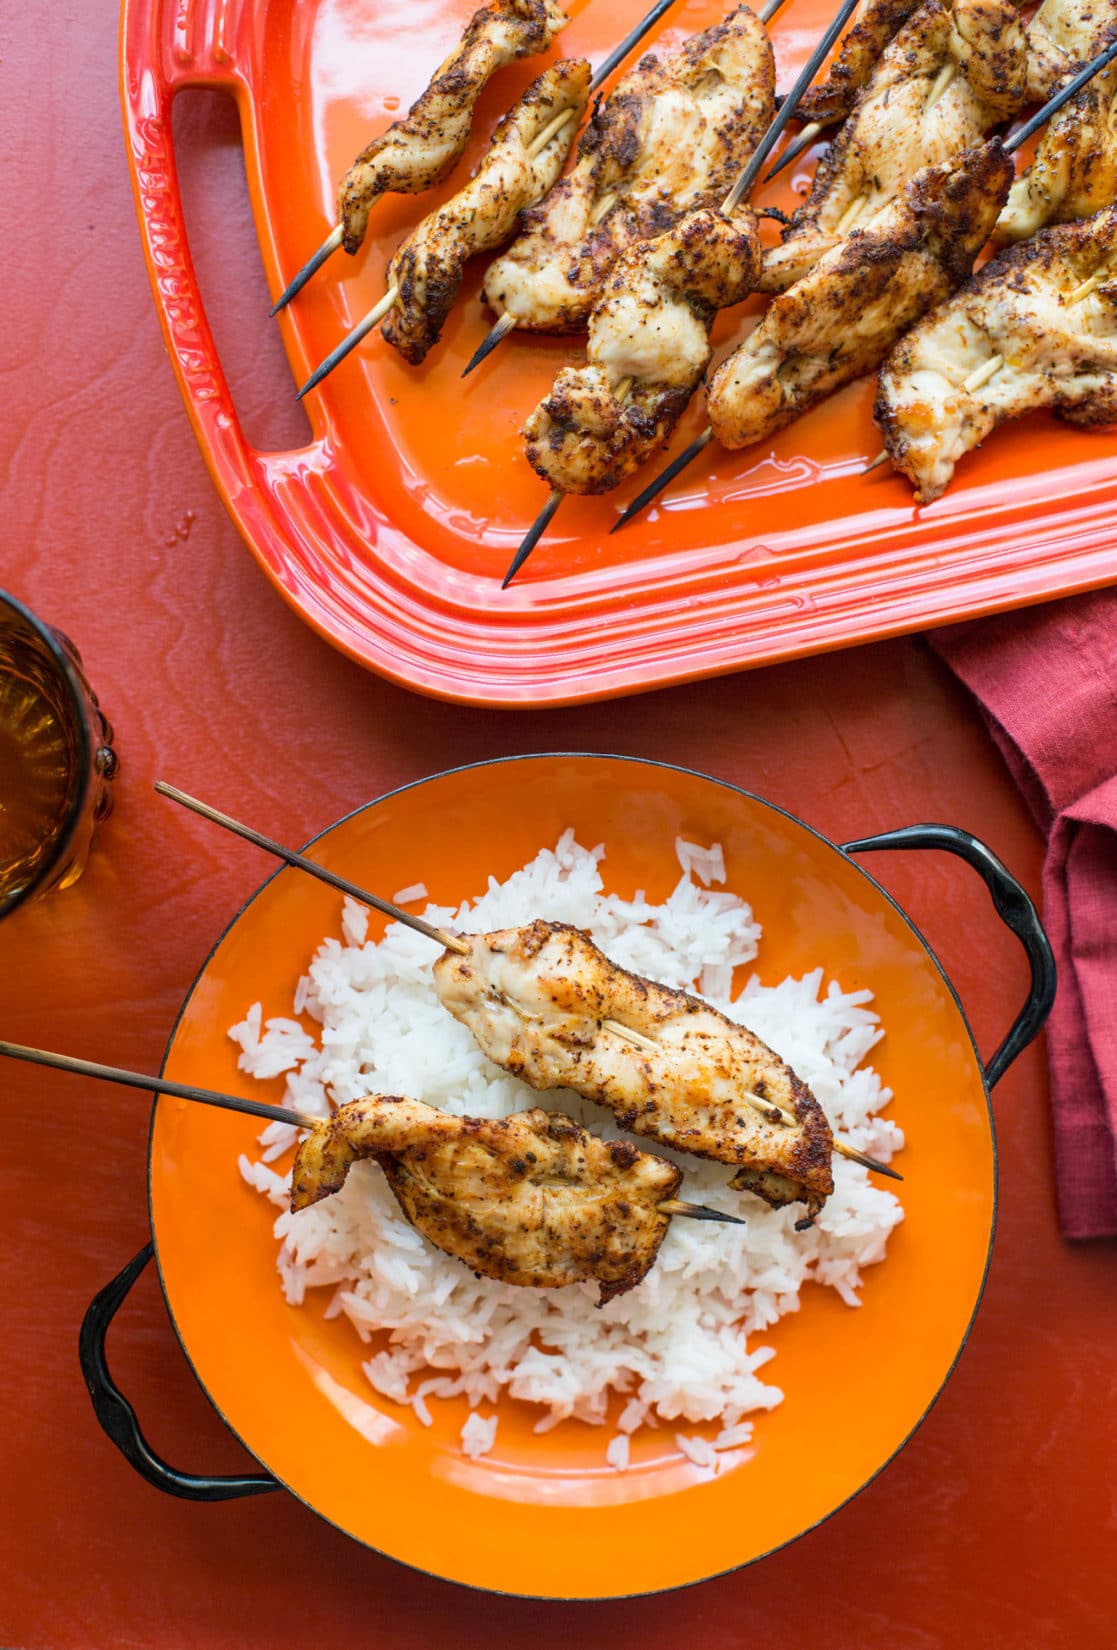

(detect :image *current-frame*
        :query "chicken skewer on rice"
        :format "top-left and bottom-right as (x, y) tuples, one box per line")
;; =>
(467, 4), (777, 373)
(273, 0), (570, 311)
(874, 206), (1117, 500)
(154, 779), (902, 1229)
(290, 1095), (697, 1304)
(432, 921), (839, 1226)
(758, 0), (1028, 294)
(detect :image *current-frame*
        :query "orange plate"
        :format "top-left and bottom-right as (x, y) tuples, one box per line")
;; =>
(120, 0), (1117, 707)
(151, 755), (994, 1597)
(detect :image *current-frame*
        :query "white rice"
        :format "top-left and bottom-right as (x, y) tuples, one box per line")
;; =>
(234, 831), (904, 1463)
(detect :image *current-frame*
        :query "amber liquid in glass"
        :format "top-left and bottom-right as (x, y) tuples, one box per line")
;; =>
(0, 634), (80, 906)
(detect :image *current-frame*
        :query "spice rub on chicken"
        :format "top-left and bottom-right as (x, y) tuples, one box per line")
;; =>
(382, 59), (590, 363)
(522, 207), (761, 493)
(995, 64), (1117, 243)
(337, 0), (568, 254)
(793, 0), (924, 126)
(481, 7), (775, 335)
(874, 207), (1117, 501)
(290, 1094), (682, 1303)
(759, 0), (1027, 294)
(432, 921), (835, 1223)
(706, 139), (1014, 451)
(1024, 0), (1117, 102)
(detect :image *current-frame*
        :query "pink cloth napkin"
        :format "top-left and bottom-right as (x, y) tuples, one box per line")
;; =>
(930, 588), (1117, 1239)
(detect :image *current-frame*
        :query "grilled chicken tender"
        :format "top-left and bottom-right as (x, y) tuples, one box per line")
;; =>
(432, 921), (835, 1222)
(760, 0), (1027, 294)
(795, 0), (924, 126)
(523, 208), (761, 492)
(290, 1094), (682, 1303)
(337, 0), (568, 254)
(481, 7), (775, 334)
(875, 207), (1117, 500)
(1025, 0), (1117, 102)
(707, 140), (1014, 448)
(996, 65), (1117, 243)
(382, 59), (590, 364)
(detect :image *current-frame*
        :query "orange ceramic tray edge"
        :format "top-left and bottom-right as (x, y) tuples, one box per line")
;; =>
(120, 0), (1117, 706)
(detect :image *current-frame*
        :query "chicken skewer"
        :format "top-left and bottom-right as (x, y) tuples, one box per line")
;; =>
(291, 1095), (724, 1302)
(612, 36), (1117, 527)
(272, 0), (570, 313)
(464, 1), (783, 377)
(0, 1043), (743, 1302)
(873, 206), (1117, 500)
(502, 0), (866, 584)
(298, 57), (591, 391)
(295, 0), (693, 393)
(155, 781), (902, 1225)
(763, 0), (924, 182)
(758, 0), (1028, 295)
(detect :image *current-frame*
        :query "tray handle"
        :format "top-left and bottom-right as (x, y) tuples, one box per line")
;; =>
(121, 0), (315, 499)
(79, 1243), (280, 1500)
(842, 823), (1056, 1089)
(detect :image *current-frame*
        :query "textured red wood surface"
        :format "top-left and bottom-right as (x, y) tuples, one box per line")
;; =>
(2, 2), (1114, 1644)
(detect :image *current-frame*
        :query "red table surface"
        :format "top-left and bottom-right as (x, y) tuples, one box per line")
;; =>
(3, 2), (1115, 1644)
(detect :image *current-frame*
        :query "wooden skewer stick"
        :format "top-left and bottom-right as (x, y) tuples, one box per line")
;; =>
(154, 781), (469, 954)
(272, 224), (347, 315)
(296, 285), (400, 400)
(922, 62), (955, 113)
(762, 119), (822, 183)
(962, 353), (1004, 394)
(611, 426), (714, 531)
(659, 1199), (748, 1224)
(0, 1039), (324, 1131)
(0, 1039), (749, 1226)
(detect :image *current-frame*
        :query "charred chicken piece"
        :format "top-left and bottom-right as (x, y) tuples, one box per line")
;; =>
(875, 207), (1117, 501)
(482, 7), (774, 334)
(707, 139), (1014, 448)
(995, 64), (1117, 243)
(381, 59), (590, 364)
(522, 207), (761, 493)
(432, 921), (834, 1222)
(760, 0), (1027, 294)
(1025, 0), (1117, 102)
(337, 0), (568, 255)
(795, 0), (924, 126)
(290, 1094), (682, 1303)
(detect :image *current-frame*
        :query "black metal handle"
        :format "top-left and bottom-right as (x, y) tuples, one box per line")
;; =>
(841, 823), (1056, 1089)
(79, 1243), (280, 1501)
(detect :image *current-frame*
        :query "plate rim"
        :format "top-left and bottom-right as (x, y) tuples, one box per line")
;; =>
(148, 751), (1000, 1597)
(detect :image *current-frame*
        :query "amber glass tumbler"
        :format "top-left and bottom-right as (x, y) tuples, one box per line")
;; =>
(0, 590), (118, 917)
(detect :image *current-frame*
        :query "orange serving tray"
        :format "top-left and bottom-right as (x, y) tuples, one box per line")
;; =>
(122, 0), (1117, 706)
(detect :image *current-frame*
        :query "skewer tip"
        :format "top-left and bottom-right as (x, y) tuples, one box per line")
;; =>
(502, 492), (563, 587)
(610, 427), (714, 532)
(270, 224), (345, 315)
(659, 1199), (749, 1226)
(462, 311), (518, 378)
(835, 1140), (903, 1180)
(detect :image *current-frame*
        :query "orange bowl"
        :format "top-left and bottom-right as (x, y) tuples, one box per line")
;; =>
(150, 755), (1015, 1596)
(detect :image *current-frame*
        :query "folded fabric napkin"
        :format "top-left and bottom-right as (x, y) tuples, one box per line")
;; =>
(930, 588), (1117, 1239)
